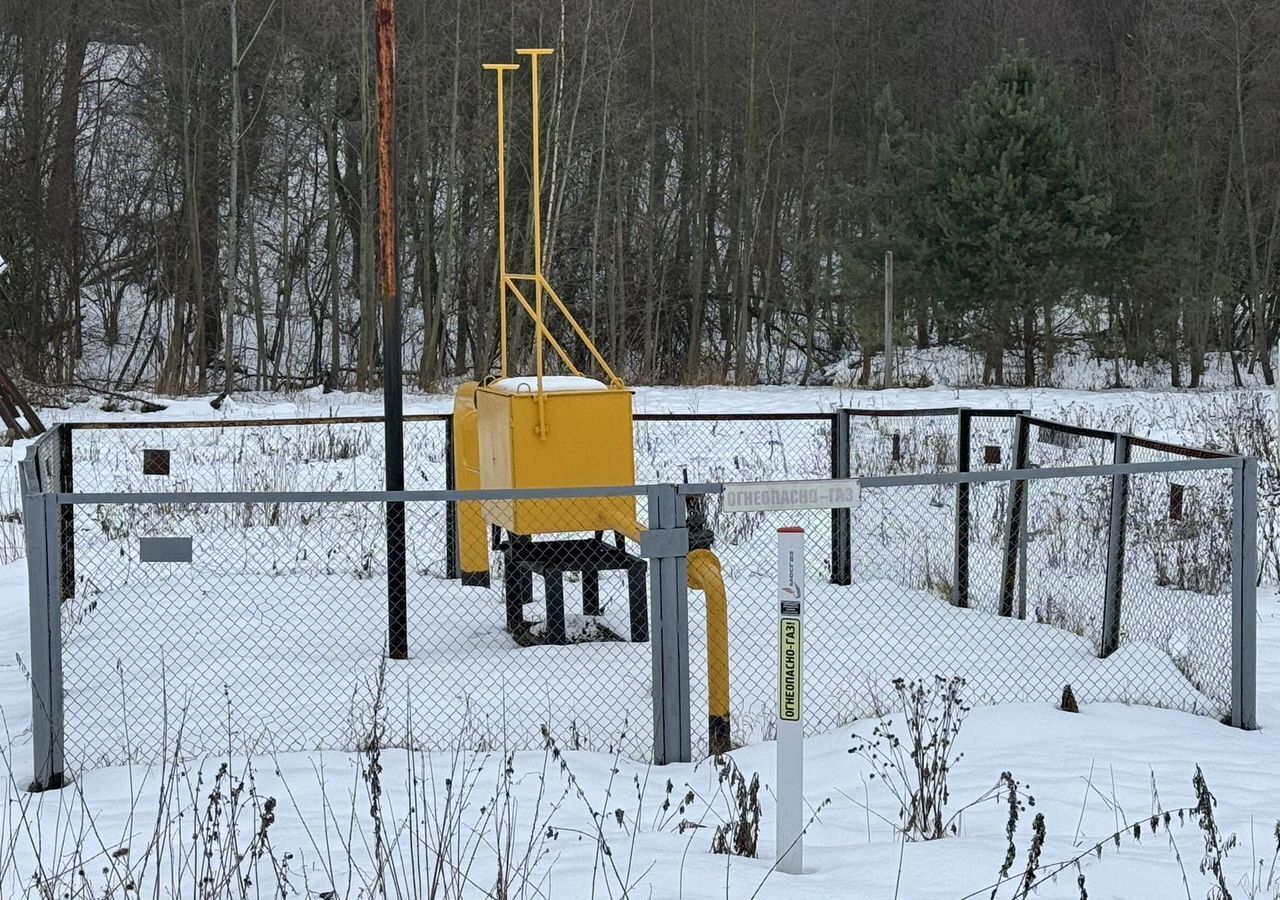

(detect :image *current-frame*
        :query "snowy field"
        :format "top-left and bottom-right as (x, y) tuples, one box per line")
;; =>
(0, 382), (1271, 897)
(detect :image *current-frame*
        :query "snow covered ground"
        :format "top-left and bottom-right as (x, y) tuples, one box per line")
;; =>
(0, 560), (1276, 898)
(0, 383), (1272, 897)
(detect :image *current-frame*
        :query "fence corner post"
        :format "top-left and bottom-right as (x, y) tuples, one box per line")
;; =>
(830, 409), (852, 586)
(1100, 434), (1130, 658)
(953, 409), (971, 607)
(999, 415), (1030, 617)
(1232, 456), (1258, 729)
(24, 489), (66, 790)
(647, 485), (691, 763)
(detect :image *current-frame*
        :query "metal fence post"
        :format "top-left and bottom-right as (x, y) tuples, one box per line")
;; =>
(1232, 457), (1258, 729)
(953, 409), (971, 607)
(830, 409), (852, 586)
(999, 415), (1030, 617)
(444, 417), (459, 579)
(58, 426), (75, 599)
(23, 489), (66, 790)
(647, 485), (691, 763)
(1100, 434), (1130, 657)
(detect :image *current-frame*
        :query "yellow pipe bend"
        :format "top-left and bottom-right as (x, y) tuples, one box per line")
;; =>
(688, 548), (731, 755)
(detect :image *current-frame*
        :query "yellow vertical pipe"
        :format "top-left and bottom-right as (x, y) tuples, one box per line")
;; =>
(517, 48), (553, 438)
(688, 548), (731, 755)
(483, 63), (518, 379)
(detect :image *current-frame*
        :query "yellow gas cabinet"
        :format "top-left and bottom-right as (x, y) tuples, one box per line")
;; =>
(475, 377), (637, 538)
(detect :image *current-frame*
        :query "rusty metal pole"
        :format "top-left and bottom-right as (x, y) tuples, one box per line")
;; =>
(375, 0), (408, 660)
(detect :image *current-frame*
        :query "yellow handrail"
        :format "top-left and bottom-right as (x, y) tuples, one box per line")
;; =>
(482, 63), (519, 379)
(516, 48), (553, 408)
(536, 275), (624, 388)
(485, 47), (627, 436)
(503, 277), (584, 378)
(506, 273), (623, 388)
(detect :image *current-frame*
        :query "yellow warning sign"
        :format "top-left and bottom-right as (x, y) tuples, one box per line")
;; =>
(778, 618), (801, 722)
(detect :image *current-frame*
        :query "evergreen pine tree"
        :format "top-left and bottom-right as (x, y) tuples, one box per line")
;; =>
(919, 45), (1113, 386)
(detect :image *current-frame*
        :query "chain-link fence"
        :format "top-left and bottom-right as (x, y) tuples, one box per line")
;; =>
(682, 450), (1254, 758)
(26, 479), (670, 779)
(17, 413), (1258, 790)
(62, 408), (1031, 491)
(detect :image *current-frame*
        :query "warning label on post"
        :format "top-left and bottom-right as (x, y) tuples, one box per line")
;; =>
(778, 618), (802, 722)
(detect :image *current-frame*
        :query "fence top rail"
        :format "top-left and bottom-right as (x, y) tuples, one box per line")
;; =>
(47, 408), (1237, 466)
(1020, 414), (1118, 443)
(51, 455), (1245, 506)
(1020, 414), (1240, 460)
(64, 413), (453, 431)
(844, 406), (961, 418)
(841, 406), (1029, 418)
(677, 457), (1242, 496)
(54, 483), (666, 506)
(59, 406), (1032, 431)
(1127, 433), (1237, 461)
(859, 456), (1242, 487)
(633, 411), (834, 422)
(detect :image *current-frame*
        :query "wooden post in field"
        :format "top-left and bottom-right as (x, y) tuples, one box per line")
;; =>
(883, 250), (894, 389)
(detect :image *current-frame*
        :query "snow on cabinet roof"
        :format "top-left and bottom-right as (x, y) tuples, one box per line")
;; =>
(488, 375), (612, 393)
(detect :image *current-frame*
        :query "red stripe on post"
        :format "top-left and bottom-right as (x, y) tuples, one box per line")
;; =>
(777, 526), (805, 533)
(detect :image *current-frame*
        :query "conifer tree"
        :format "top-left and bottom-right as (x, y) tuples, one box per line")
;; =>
(919, 46), (1112, 386)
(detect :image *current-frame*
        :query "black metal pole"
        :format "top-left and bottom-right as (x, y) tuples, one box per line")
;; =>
(829, 409), (852, 585)
(953, 409), (970, 607)
(375, 0), (408, 659)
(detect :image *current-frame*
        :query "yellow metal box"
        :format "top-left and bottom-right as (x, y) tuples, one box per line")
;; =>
(451, 382), (491, 580)
(476, 378), (637, 536)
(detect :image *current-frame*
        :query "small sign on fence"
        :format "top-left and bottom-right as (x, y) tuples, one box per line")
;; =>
(722, 479), (860, 514)
(776, 526), (805, 875)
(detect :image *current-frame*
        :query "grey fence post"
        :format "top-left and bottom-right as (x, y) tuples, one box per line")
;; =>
(999, 415), (1030, 617)
(647, 485), (692, 763)
(830, 409), (852, 586)
(953, 409), (971, 607)
(1100, 434), (1131, 657)
(23, 488), (66, 790)
(1232, 457), (1258, 729)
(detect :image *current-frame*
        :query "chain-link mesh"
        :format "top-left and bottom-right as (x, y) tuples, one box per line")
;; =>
(64, 409), (1031, 492)
(1124, 442), (1235, 714)
(633, 414), (834, 483)
(686, 462), (1238, 757)
(850, 411), (958, 474)
(67, 417), (451, 493)
(61, 491), (654, 767)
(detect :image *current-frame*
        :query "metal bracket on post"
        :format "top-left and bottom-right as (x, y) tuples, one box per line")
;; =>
(647, 485), (691, 764)
(1232, 457), (1258, 729)
(953, 409), (971, 607)
(830, 409), (852, 586)
(1100, 434), (1130, 657)
(999, 415), (1030, 617)
(24, 491), (66, 790)
(639, 527), (690, 559)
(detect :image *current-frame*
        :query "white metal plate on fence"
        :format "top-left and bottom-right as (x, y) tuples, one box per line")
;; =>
(721, 480), (860, 514)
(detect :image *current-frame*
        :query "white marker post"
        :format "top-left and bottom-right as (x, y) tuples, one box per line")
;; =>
(776, 526), (805, 875)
